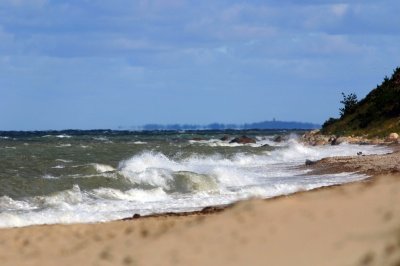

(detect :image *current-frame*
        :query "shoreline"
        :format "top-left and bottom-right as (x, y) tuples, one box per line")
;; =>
(1, 143), (400, 265)
(302, 144), (400, 176)
(121, 142), (399, 222)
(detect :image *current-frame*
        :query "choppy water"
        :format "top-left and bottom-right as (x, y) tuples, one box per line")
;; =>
(0, 130), (391, 228)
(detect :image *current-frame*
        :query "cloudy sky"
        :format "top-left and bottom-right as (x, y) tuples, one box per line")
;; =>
(0, 0), (399, 130)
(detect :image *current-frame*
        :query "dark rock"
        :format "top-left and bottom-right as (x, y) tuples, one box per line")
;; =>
(122, 213), (141, 220)
(328, 136), (338, 145)
(357, 152), (363, 156)
(229, 135), (256, 144)
(273, 135), (283, 142)
(200, 206), (225, 214)
(261, 144), (271, 148)
(305, 159), (316, 166)
(220, 135), (229, 141)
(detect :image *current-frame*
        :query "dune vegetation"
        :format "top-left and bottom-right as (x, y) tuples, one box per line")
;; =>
(322, 67), (400, 137)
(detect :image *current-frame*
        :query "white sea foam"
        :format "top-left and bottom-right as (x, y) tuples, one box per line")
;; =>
(56, 144), (72, 148)
(265, 140), (389, 164)
(117, 140), (389, 191)
(56, 134), (72, 138)
(190, 135), (296, 148)
(43, 134), (72, 138)
(56, 159), (73, 163)
(0, 196), (34, 211)
(118, 152), (180, 188)
(0, 140), (391, 228)
(93, 136), (111, 142)
(52, 164), (65, 169)
(133, 141), (147, 144)
(34, 185), (83, 207)
(90, 187), (169, 202)
(92, 163), (115, 173)
(42, 174), (59, 179)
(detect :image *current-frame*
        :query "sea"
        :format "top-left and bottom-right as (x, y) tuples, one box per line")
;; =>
(0, 130), (391, 228)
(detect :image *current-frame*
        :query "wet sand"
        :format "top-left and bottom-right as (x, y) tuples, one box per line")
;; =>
(1, 148), (400, 266)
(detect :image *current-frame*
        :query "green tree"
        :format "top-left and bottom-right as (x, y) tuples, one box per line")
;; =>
(339, 92), (358, 117)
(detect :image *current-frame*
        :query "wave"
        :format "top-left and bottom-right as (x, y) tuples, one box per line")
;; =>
(92, 163), (115, 173)
(90, 187), (168, 202)
(118, 153), (218, 193)
(188, 135), (297, 148)
(56, 134), (72, 138)
(56, 144), (72, 148)
(33, 184), (84, 207)
(0, 140), (391, 228)
(132, 141), (147, 145)
(116, 141), (389, 193)
(51, 165), (65, 169)
(42, 134), (72, 138)
(42, 174), (59, 179)
(56, 159), (73, 163)
(93, 136), (112, 143)
(4, 146), (16, 149)
(0, 196), (34, 211)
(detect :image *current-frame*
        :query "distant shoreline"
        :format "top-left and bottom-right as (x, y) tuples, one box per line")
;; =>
(0, 119), (320, 132)
(0, 128), (310, 138)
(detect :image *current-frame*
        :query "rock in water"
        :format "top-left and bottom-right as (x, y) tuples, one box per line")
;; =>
(328, 136), (338, 145)
(305, 159), (316, 166)
(220, 135), (229, 141)
(229, 135), (256, 144)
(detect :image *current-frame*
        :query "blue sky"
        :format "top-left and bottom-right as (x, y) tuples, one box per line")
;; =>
(0, 0), (399, 130)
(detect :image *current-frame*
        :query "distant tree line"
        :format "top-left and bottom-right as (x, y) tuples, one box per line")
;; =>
(142, 120), (320, 131)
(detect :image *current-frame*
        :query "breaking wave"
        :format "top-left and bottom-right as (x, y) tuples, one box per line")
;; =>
(0, 139), (391, 228)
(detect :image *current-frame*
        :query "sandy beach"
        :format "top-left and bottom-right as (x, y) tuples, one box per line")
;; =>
(1, 148), (400, 266)
(1, 1), (398, 265)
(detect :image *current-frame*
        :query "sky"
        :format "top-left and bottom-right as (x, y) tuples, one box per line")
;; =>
(0, 0), (399, 130)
